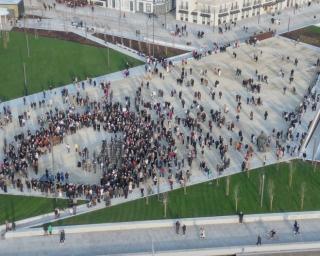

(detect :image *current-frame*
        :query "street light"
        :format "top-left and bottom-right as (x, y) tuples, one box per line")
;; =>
(152, 0), (155, 57)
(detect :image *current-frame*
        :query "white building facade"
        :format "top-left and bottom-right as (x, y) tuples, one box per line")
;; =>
(91, 0), (175, 15)
(176, 0), (313, 27)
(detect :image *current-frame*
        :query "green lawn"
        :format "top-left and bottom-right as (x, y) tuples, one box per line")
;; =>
(54, 160), (320, 226)
(282, 25), (320, 47)
(0, 194), (85, 224)
(0, 31), (143, 101)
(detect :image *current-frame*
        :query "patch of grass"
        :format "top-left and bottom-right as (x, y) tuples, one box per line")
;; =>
(0, 194), (85, 224)
(0, 31), (142, 101)
(282, 25), (320, 47)
(54, 160), (320, 226)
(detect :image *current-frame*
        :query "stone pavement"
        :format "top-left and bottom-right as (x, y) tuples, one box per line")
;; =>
(0, 36), (319, 202)
(0, 36), (319, 232)
(2, 218), (320, 255)
(23, 0), (320, 49)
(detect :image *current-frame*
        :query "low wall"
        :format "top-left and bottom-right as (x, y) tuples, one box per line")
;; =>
(122, 242), (320, 256)
(5, 210), (320, 239)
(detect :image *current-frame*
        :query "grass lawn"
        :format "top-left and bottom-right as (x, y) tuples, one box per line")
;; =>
(54, 160), (320, 226)
(282, 25), (320, 47)
(0, 194), (84, 225)
(0, 31), (143, 101)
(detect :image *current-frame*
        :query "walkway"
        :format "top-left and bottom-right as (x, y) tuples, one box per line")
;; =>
(23, 0), (320, 49)
(3, 217), (320, 255)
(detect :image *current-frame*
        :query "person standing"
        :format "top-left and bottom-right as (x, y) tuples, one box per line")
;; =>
(175, 221), (180, 234)
(48, 224), (53, 235)
(238, 212), (244, 223)
(60, 230), (65, 243)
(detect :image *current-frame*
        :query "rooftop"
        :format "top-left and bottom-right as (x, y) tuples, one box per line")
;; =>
(0, 0), (22, 5)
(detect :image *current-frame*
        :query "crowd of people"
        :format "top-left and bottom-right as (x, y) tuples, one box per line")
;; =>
(0, 38), (319, 210)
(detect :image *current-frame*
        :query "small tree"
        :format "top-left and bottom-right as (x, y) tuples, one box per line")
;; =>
(300, 182), (306, 210)
(259, 173), (263, 195)
(289, 161), (294, 188)
(146, 184), (152, 205)
(226, 176), (230, 196)
(234, 185), (240, 212)
(163, 193), (168, 217)
(268, 180), (274, 211)
(260, 174), (265, 208)
(312, 139), (318, 172)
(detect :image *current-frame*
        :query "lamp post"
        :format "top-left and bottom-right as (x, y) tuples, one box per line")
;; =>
(152, 0), (155, 57)
(118, 0), (121, 33)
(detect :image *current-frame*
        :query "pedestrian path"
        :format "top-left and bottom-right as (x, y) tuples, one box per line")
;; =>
(3, 216), (320, 255)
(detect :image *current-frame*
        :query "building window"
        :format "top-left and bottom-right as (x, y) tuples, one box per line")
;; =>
(105, 0), (108, 7)
(130, 1), (133, 11)
(112, 0), (115, 8)
(193, 15), (197, 23)
(202, 16), (205, 24)
(186, 1), (188, 9)
(146, 3), (151, 12)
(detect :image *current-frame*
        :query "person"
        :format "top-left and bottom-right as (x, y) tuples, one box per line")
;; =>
(43, 224), (48, 235)
(293, 220), (300, 235)
(60, 229), (65, 243)
(182, 224), (186, 235)
(48, 224), (53, 235)
(256, 235), (262, 245)
(238, 211), (244, 223)
(175, 220), (180, 234)
(269, 229), (276, 239)
(200, 227), (206, 239)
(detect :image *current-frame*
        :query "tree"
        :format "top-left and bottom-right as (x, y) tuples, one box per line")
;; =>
(260, 174), (265, 208)
(300, 182), (306, 210)
(226, 176), (230, 196)
(234, 184), (240, 212)
(163, 193), (168, 217)
(268, 180), (274, 211)
(289, 161), (294, 188)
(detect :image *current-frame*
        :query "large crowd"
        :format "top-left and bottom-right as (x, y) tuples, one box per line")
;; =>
(0, 41), (320, 209)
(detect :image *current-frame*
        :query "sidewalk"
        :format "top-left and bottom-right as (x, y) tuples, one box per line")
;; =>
(3, 215), (320, 255)
(24, 0), (320, 49)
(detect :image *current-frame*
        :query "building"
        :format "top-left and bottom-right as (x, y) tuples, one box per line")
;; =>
(0, 0), (24, 18)
(0, 7), (9, 28)
(91, 0), (175, 15)
(176, 0), (312, 27)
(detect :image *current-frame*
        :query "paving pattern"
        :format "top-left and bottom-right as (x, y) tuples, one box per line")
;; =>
(0, 36), (319, 198)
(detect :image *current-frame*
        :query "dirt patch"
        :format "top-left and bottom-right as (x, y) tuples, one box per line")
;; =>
(93, 33), (188, 58)
(12, 27), (106, 48)
(282, 26), (320, 47)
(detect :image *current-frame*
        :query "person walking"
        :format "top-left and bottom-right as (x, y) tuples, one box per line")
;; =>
(256, 235), (262, 245)
(182, 224), (186, 235)
(175, 221), (180, 234)
(60, 229), (65, 243)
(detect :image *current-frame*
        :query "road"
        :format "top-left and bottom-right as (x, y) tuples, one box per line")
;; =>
(23, 0), (320, 48)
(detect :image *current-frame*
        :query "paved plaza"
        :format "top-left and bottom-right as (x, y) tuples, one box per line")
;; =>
(0, 36), (319, 194)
